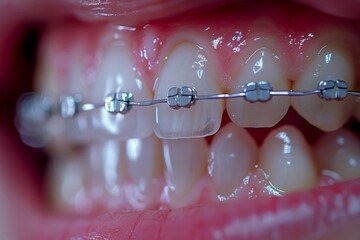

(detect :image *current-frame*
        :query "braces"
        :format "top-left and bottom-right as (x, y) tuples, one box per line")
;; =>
(16, 79), (360, 130)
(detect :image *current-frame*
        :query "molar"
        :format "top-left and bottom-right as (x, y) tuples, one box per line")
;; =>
(227, 46), (289, 128)
(154, 42), (223, 139)
(292, 45), (355, 131)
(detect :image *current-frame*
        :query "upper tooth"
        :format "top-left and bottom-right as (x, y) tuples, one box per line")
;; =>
(154, 42), (224, 139)
(292, 45), (355, 131)
(227, 46), (289, 127)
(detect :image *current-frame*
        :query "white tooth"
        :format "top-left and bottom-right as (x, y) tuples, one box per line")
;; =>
(227, 47), (289, 127)
(125, 134), (164, 209)
(314, 129), (360, 181)
(47, 153), (94, 214)
(154, 43), (223, 139)
(258, 125), (317, 193)
(292, 45), (355, 131)
(208, 123), (258, 196)
(163, 137), (207, 207)
(47, 140), (127, 214)
(87, 42), (153, 140)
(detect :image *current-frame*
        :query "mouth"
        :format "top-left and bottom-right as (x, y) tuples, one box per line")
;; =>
(1, 0), (360, 239)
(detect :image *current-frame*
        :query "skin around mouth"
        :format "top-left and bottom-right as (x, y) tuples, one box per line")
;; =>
(0, 1), (360, 240)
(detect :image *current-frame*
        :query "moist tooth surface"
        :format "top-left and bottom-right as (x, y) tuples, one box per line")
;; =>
(154, 42), (223, 139)
(208, 123), (258, 196)
(227, 42), (289, 127)
(292, 44), (355, 131)
(258, 125), (318, 193)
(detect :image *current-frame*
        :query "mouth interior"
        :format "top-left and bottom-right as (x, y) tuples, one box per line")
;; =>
(1, 1), (360, 237)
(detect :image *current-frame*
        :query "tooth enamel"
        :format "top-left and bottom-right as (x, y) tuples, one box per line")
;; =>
(126, 134), (164, 209)
(48, 140), (127, 214)
(208, 123), (258, 196)
(162, 137), (207, 207)
(258, 125), (317, 193)
(154, 42), (223, 139)
(227, 47), (289, 127)
(314, 129), (360, 181)
(47, 153), (94, 214)
(88, 42), (153, 139)
(292, 45), (355, 131)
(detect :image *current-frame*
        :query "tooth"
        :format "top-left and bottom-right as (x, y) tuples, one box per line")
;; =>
(314, 129), (360, 181)
(227, 47), (289, 127)
(125, 134), (164, 209)
(208, 123), (258, 196)
(47, 152), (94, 214)
(154, 42), (223, 139)
(88, 41), (153, 139)
(292, 45), (355, 131)
(258, 125), (317, 193)
(163, 137), (207, 207)
(47, 140), (126, 214)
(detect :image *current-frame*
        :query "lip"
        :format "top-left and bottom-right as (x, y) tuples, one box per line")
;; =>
(1, 1), (360, 239)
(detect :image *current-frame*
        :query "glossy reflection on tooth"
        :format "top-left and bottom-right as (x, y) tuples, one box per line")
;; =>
(154, 42), (223, 139)
(162, 137), (207, 208)
(227, 47), (289, 128)
(208, 123), (258, 196)
(314, 129), (360, 181)
(126, 134), (164, 209)
(258, 125), (317, 193)
(89, 42), (153, 139)
(292, 45), (355, 131)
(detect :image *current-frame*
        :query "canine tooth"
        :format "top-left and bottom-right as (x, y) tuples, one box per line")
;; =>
(126, 134), (164, 209)
(258, 125), (317, 193)
(154, 42), (223, 139)
(227, 47), (289, 127)
(89, 42), (153, 139)
(208, 123), (258, 196)
(292, 45), (355, 131)
(163, 138), (207, 207)
(314, 129), (360, 181)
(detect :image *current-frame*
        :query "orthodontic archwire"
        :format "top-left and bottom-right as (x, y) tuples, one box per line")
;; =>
(15, 79), (360, 142)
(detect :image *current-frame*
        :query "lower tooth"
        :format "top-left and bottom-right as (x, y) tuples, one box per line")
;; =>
(314, 129), (360, 181)
(47, 153), (94, 214)
(208, 123), (258, 196)
(154, 42), (223, 139)
(162, 137), (207, 208)
(258, 125), (317, 193)
(126, 134), (164, 209)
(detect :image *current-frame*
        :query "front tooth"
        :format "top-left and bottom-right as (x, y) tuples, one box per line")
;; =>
(292, 45), (355, 131)
(163, 138), (207, 207)
(154, 42), (223, 139)
(258, 125), (317, 193)
(227, 46), (289, 127)
(89, 40), (153, 139)
(314, 129), (360, 181)
(125, 134), (164, 209)
(208, 123), (258, 196)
